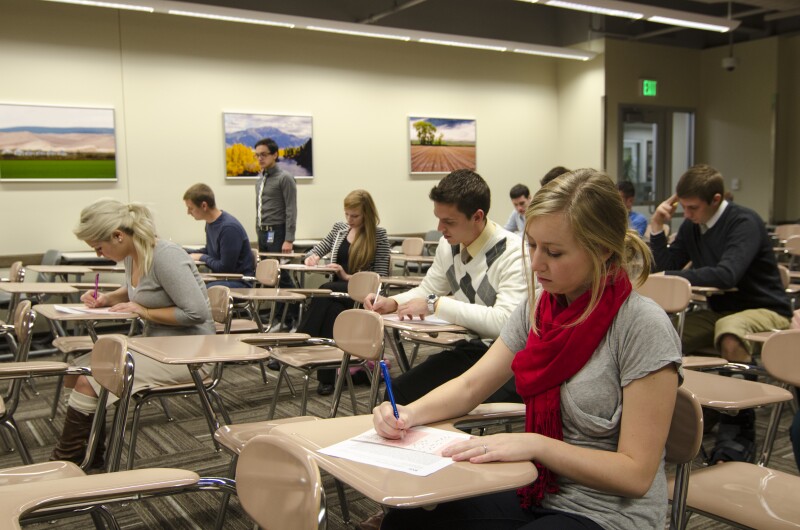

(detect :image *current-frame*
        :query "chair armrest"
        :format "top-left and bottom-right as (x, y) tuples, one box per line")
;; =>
(0, 361), (70, 379)
(451, 403), (526, 432)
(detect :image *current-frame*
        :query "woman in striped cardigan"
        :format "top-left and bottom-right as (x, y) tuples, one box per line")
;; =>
(299, 189), (390, 395)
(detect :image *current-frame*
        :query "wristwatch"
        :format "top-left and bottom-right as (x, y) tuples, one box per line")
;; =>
(426, 294), (439, 314)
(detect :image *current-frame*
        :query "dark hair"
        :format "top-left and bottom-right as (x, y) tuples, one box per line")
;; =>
(429, 169), (490, 218)
(254, 138), (279, 154)
(183, 183), (216, 208)
(616, 180), (636, 199)
(676, 164), (724, 204)
(540, 166), (570, 187)
(509, 184), (530, 200)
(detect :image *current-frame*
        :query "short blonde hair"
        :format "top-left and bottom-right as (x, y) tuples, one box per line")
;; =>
(74, 199), (157, 274)
(525, 169), (652, 327)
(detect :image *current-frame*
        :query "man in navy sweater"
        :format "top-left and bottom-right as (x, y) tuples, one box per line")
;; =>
(649, 164), (792, 462)
(184, 183), (254, 288)
(650, 164), (791, 361)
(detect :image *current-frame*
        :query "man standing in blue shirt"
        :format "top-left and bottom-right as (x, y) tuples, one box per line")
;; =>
(618, 180), (647, 236)
(184, 183), (254, 288)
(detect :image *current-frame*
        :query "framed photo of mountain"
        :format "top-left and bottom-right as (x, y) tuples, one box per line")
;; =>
(408, 117), (476, 175)
(0, 103), (117, 182)
(223, 112), (313, 180)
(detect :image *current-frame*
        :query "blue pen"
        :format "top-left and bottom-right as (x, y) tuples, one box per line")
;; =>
(380, 360), (399, 419)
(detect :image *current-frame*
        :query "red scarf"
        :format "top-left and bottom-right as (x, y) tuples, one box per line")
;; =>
(511, 271), (632, 508)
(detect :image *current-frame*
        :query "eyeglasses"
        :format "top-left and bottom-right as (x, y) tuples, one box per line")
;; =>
(255, 151), (274, 159)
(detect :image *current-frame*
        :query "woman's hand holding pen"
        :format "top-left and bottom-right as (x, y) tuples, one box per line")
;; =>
(81, 290), (109, 308)
(372, 402), (412, 440)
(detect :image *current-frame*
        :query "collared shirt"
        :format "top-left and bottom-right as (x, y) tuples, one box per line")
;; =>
(255, 165), (298, 241)
(504, 209), (525, 234)
(460, 221), (496, 263)
(702, 200), (729, 233)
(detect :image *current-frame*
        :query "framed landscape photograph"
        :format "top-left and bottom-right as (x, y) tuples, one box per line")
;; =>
(223, 113), (313, 179)
(0, 103), (116, 182)
(409, 117), (476, 174)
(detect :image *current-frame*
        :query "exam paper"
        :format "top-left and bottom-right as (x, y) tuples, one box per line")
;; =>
(54, 305), (116, 315)
(318, 426), (470, 476)
(382, 314), (452, 325)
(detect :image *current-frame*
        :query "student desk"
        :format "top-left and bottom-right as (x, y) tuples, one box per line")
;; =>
(86, 264), (125, 273)
(0, 283), (78, 319)
(390, 254), (435, 276)
(271, 414), (537, 508)
(381, 315), (468, 372)
(279, 264), (337, 288)
(126, 335), (270, 444)
(229, 288), (307, 332)
(59, 252), (116, 266)
(32, 303), (138, 340)
(200, 272), (245, 282)
(380, 276), (423, 295)
(258, 251), (306, 262)
(25, 265), (92, 283)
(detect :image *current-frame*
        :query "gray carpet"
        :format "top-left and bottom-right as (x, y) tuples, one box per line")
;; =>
(5, 340), (799, 529)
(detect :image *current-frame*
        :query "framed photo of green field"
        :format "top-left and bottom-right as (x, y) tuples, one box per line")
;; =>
(224, 113), (313, 180)
(0, 103), (116, 182)
(409, 117), (476, 174)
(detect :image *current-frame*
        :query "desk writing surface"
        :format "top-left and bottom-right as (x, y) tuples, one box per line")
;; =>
(200, 272), (244, 281)
(87, 264), (125, 273)
(279, 264), (337, 273)
(272, 414), (536, 508)
(229, 288), (306, 301)
(33, 303), (136, 322)
(381, 314), (468, 334)
(59, 252), (115, 265)
(128, 335), (268, 364)
(258, 251), (306, 260)
(0, 283), (78, 295)
(682, 370), (792, 411)
(25, 265), (92, 275)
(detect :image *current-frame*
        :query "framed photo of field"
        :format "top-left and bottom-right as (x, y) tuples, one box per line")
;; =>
(223, 113), (313, 180)
(0, 103), (116, 182)
(408, 117), (476, 175)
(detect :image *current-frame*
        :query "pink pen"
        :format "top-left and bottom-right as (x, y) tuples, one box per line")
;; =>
(93, 273), (99, 300)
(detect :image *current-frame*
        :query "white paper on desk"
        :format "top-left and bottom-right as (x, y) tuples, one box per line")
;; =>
(318, 426), (470, 476)
(382, 314), (452, 325)
(53, 305), (116, 315)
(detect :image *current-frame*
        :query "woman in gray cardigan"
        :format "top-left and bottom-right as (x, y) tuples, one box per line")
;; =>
(50, 199), (215, 468)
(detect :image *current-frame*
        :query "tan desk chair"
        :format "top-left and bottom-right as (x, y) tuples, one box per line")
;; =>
(237, 434), (326, 530)
(666, 386), (704, 530)
(0, 301), (37, 463)
(267, 308), (385, 419)
(213, 416), (321, 529)
(254, 258), (307, 329)
(0, 262), (24, 324)
(670, 332), (800, 529)
(774, 223), (800, 243)
(208, 285), (259, 334)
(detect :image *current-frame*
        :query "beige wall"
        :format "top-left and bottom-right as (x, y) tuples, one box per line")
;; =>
(775, 35), (800, 222)
(0, 0), (580, 255)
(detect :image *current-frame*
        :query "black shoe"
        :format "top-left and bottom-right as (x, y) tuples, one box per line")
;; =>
(267, 359), (280, 371)
(316, 383), (334, 396)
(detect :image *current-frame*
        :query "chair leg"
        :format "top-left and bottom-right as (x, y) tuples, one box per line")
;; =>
(91, 505), (121, 530)
(268, 366), (287, 420)
(126, 399), (146, 470)
(210, 389), (232, 425)
(259, 360), (268, 384)
(50, 373), (66, 421)
(368, 361), (382, 411)
(1, 420), (32, 465)
(334, 479), (351, 525)
(214, 456), (238, 530)
(329, 356), (351, 418)
(158, 397), (175, 422)
(24, 377), (39, 396)
(346, 371), (358, 415)
(299, 372), (312, 416)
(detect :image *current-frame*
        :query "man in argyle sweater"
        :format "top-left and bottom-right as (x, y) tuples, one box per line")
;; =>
(366, 169), (527, 404)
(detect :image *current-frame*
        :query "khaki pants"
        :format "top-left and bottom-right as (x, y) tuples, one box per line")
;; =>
(682, 308), (790, 355)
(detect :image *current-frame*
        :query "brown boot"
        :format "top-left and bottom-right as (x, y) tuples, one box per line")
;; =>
(50, 406), (102, 467)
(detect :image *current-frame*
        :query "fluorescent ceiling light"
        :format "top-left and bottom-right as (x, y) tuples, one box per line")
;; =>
(647, 16), (730, 33)
(546, 0), (642, 20)
(418, 38), (507, 52)
(517, 0), (738, 33)
(306, 26), (411, 41)
(168, 10), (294, 28)
(43, 0), (153, 11)
(513, 48), (591, 61)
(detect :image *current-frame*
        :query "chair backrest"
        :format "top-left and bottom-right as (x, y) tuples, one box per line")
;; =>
(256, 259), (280, 287)
(237, 434), (325, 530)
(636, 275), (692, 314)
(347, 271), (380, 307)
(35, 249), (62, 282)
(333, 309), (384, 361)
(7, 261), (24, 283)
(666, 386), (703, 530)
(86, 334), (134, 472)
(778, 264), (791, 289)
(401, 237), (424, 257)
(761, 329), (800, 387)
(12, 300), (35, 362)
(207, 285), (232, 325)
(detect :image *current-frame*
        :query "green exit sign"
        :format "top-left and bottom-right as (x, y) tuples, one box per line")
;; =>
(641, 79), (658, 97)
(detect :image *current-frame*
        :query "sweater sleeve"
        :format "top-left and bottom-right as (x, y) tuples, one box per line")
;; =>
(650, 225), (691, 272)
(305, 222), (343, 260)
(436, 243), (527, 339)
(372, 227), (391, 277)
(152, 245), (211, 326)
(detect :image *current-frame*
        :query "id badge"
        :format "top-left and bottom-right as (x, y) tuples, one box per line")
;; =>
(266, 230), (275, 244)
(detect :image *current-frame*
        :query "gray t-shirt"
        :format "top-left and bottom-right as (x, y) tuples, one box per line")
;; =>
(125, 239), (215, 337)
(500, 291), (683, 530)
